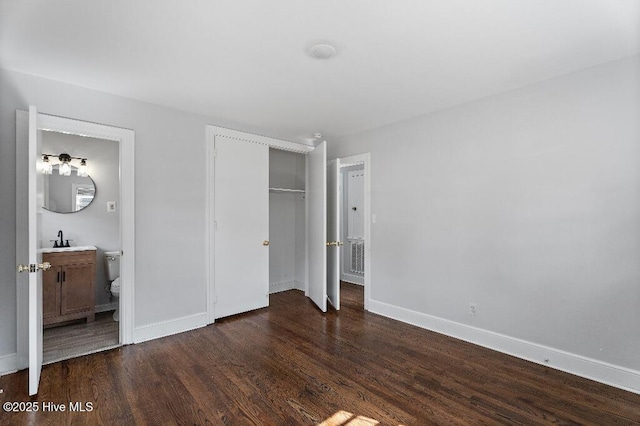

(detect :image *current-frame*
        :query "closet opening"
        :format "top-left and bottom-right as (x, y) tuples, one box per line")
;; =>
(268, 148), (306, 296)
(206, 125), (366, 318)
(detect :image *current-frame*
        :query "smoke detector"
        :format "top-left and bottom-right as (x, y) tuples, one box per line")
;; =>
(308, 43), (337, 60)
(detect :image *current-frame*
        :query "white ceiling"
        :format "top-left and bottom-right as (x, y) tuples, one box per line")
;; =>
(1, 0), (639, 144)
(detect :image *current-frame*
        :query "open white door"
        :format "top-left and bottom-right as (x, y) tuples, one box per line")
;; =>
(306, 141), (327, 312)
(326, 159), (341, 310)
(214, 135), (270, 318)
(16, 106), (45, 395)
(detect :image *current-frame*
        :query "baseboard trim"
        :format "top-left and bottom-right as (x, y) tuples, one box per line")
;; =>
(269, 280), (296, 294)
(133, 312), (208, 344)
(95, 302), (118, 313)
(368, 299), (640, 395)
(270, 280), (306, 294)
(0, 353), (18, 376)
(341, 273), (364, 285)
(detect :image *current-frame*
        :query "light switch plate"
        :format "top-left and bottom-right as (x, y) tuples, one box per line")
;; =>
(107, 201), (117, 213)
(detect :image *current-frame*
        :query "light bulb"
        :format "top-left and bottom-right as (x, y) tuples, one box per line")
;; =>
(58, 153), (72, 176)
(78, 159), (88, 177)
(59, 162), (71, 176)
(41, 155), (53, 175)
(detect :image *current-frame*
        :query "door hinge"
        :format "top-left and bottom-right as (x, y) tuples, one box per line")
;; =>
(213, 220), (218, 231)
(213, 148), (217, 158)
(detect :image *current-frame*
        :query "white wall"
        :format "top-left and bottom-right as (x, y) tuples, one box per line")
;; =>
(329, 55), (640, 381)
(41, 131), (120, 308)
(0, 68), (275, 360)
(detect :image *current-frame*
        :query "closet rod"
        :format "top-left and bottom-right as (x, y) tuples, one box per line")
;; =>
(269, 188), (305, 193)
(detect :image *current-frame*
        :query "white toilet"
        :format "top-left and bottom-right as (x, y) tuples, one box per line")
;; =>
(104, 251), (121, 322)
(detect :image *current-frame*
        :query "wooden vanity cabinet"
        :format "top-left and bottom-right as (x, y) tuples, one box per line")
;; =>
(42, 249), (96, 327)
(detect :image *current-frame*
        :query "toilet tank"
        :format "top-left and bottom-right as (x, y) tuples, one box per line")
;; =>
(104, 251), (121, 281)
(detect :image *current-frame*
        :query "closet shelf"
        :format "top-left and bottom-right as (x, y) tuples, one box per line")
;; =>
(269, 187), (305, 193)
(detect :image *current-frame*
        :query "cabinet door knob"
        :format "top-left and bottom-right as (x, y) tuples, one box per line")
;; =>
(263, 240), (270, 246)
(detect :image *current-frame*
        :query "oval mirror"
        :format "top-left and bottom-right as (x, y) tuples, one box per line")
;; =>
(43, 165), (97, 213)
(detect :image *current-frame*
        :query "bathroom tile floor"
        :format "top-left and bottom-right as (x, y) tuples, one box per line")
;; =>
(43, 311), (120, 365)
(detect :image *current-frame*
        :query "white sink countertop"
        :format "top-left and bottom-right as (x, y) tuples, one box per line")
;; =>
(40, 245), (97, 253)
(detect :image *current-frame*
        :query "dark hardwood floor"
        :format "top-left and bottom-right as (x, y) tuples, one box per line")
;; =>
(1, 283), (639, 425)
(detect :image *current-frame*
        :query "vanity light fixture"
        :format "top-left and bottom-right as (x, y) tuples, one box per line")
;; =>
(41, 153), (89, 177)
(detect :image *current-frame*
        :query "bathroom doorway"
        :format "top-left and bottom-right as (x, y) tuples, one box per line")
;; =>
(40, 130), (121, 364)
(16, 108), (135, 394)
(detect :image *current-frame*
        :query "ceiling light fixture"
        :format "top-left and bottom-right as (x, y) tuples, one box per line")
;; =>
(309, 43), (337, 60)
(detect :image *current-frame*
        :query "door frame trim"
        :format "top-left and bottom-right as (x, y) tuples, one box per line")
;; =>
(16, 110), (135, 369)
(337, 153), (371, 311)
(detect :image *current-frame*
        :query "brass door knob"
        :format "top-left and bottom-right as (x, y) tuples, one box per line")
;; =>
(17, 262), (51, 273)
(263, 240), (270, 246)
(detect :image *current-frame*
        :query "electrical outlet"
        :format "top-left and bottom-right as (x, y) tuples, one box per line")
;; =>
(468, 303), (478, 316)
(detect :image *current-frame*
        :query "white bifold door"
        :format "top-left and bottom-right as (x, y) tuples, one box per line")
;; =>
(213, 135), (270, 319)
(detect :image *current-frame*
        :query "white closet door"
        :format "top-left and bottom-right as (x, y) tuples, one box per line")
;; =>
(326, 159), (341, 310)
(306, 141), (327, 312)
(214, 135), (269, 319)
